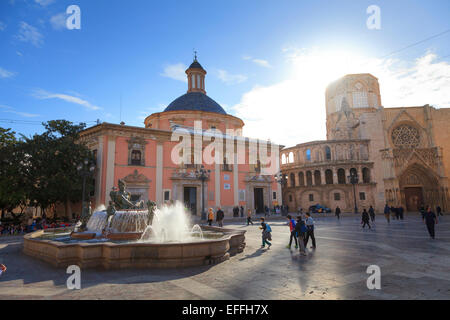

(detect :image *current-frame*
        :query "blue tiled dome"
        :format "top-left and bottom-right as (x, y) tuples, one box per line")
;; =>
(164, 92), (227, 114)
(189, 60), (204, 70)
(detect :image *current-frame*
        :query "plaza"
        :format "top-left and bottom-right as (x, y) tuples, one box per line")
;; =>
(1, 214), (449, 300)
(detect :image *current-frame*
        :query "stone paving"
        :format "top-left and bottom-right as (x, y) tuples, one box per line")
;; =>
(0, 214), (449, 300)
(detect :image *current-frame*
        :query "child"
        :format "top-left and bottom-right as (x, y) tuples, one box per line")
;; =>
(286, 215), (298, 249)
(259, 217), (272, 248)
(294, 216), (307, 255)
(247, 209), (254, 225)
(207, 208), (214, 226)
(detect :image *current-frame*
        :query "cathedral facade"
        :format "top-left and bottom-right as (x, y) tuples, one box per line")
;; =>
(281, 74), (450, 213)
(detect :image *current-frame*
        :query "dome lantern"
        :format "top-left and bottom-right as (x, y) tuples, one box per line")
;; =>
(186, 52), (206, 94)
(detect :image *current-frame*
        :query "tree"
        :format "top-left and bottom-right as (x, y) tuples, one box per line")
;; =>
(20, 120), (95, 217)
(0, 127), (28, 219)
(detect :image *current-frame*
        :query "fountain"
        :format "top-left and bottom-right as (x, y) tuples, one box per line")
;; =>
(23, 179), (246, 269)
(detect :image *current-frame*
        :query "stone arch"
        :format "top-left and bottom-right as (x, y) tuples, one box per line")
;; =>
(325, 169), (333, 184)
(298, 172), (305, 186)
(399, 162), (440, 212)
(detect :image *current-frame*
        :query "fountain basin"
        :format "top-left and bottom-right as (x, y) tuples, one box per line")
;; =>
(23, 226), (246, 269)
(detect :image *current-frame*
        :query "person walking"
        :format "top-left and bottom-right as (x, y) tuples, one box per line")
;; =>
(207, 208), (214, 226)
(0, 264), (6, 277)
(216, 207), (224, 227)
(384, 204), (391, 223)
(233, 206), (239, 218)
(436, 206), (443, 217)
(423, 206), (438, 239)
(362, 208), (371, 229)
(259, 217), (272, 248)
(368, 205), (375, 223)
(294, 216), (307, 256)
(286, 215), (298, 249)
(304, 213), (316, 249)
(246, 209), (254, 226)
(240, 206), (244, 218)
(335, 206), (341, 220)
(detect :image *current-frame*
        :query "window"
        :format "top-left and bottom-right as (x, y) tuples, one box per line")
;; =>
(362, 167), (371, 183)
(325, 146), (331, 160)
(288, 152), (294, 163)
(222, 157), (231, 171)
(314, 170), (321, 185)
(306, 171), (313, 186)
(391, 125), (421, 148)
(306, 149), (311, 161)
(359, 192), (366, 200)
(281, 154), (287, 164)
(309, 194), (314, 202)
(131, 150), (142, 166)
(273, 192), (277, 200)
(325, 169), (333, 184)
(298, 172), (305, 186)
(289, 195), (293, 202)
(334, 193), (341, 201)
(337, 168), (346, 184)
(164, 190), (170, 201)
(290, 173), (296, 187)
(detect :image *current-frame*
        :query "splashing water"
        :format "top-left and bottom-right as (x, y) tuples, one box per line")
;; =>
(86, 211), (108, 235)
(140, 202), (200, 243)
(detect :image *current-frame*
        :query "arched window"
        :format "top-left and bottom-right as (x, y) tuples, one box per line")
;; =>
(325, 169), (333, 184)
(362, 167), (370, 183)
(131, 150), (142, 166)
(288, 152), (294, 163)
(290, 173), (296, 187)
(337, 168), (346, 184)
(298, 172), (305, 186)
(306, 149), (311, 161)
(306, 171), (313, 186)
(314, 170), (321, 185)
(325, 146), (331, 160)
(350, 168), (358, 183)
(281, 154), (286, 164)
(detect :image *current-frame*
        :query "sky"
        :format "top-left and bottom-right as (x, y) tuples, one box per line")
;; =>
(0, 0), (449, 147)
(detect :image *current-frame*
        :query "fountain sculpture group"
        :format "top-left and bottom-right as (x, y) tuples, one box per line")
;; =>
(23, 179), (246, 269)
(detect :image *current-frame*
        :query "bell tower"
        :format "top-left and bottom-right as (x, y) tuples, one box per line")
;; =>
(186, 52), (206, 94)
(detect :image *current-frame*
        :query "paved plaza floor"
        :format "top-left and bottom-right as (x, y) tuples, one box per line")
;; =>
(0, 214), (449, 300)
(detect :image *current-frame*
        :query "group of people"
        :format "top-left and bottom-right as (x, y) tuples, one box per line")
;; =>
(0, 218), (73, 237)
(285, 213), (316, 255)
(207, 207), (225, 227)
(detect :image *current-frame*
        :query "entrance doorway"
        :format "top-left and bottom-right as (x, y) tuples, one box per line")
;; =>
(254, 188), (264, 213)
(404, 187), (423, 212)
(184, 187), (197, 215)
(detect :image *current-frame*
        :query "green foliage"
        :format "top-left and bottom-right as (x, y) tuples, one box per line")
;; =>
(0, 121), (95, 216)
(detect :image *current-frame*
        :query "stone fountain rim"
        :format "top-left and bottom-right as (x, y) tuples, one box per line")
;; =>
(24, 226), (246, 248)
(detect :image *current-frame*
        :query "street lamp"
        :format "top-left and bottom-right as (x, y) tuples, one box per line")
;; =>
(347, 170), (359, 213)
(77, 158), (96, 229)
(274, 172), (288, 216)
(195, 165), (210, 221)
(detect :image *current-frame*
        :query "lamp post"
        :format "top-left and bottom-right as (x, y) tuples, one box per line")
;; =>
(274, 172), (287, 216)
(195, 165), (211, 221)
(347, 170), (359, 214)
(77, 158), (96, 228)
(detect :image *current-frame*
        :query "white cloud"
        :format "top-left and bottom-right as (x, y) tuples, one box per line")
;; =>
(32, 89), (102, 111)
(35, 0), (55, 6)
(232, 48), (450, 147)
(161, 63), (187, 82)
(0, 105), (40, 118)
(0, 21), (6, 31)
(16, 22), (44, 47)
(243, 56), (272, 68)
(217, 69), (247, 85)
(50, 12), (67, 30)
(0, 67), (16, 78)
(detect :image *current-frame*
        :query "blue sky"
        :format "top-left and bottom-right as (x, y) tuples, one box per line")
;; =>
(1, 0), (449, 146)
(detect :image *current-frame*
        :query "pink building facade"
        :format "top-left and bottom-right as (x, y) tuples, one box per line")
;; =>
(79, 57), (281, 219)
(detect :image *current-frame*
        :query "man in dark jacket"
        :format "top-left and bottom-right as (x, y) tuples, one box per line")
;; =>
(240, 206), (244, 217)
(368, 206), (375, 222)
(335, 206), (341, 220)
(216, 207), (225, 227)
(423, 206), (438, 239)
(384, 204), (391, 223)
(362, 209), (371, 229)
